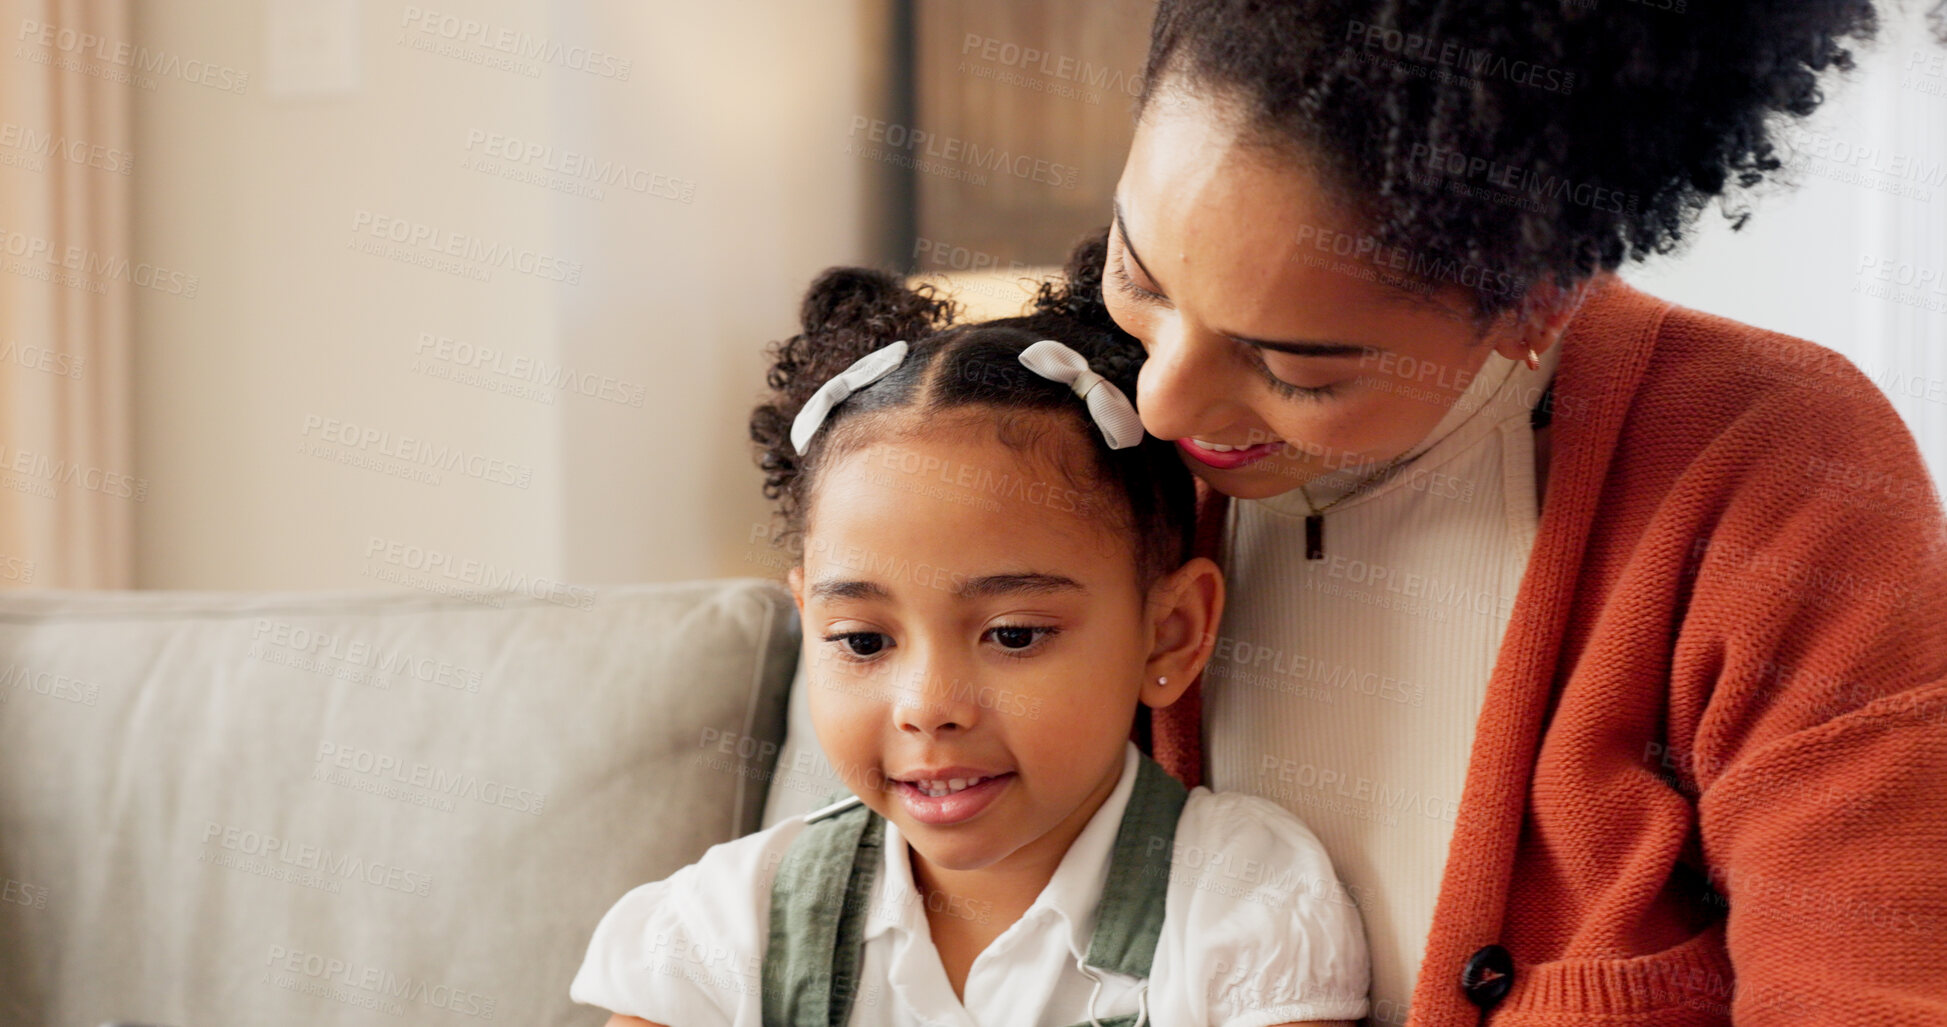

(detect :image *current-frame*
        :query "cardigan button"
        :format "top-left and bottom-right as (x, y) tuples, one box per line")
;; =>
(1460, 944), (1514, 1009)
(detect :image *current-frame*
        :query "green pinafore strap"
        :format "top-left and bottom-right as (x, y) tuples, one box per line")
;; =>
(761, 756), (1189, 1027)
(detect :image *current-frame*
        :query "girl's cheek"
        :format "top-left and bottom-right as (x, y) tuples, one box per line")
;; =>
(808, 681), (870, 748)
(810, 714), (878, 793)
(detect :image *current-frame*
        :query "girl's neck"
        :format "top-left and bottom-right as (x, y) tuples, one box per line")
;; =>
(905, 756), (1128, 997)
(910, 841), (1055, 930)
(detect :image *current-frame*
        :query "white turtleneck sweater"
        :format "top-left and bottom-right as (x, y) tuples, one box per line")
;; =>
(1205, 344), (1559, 1026)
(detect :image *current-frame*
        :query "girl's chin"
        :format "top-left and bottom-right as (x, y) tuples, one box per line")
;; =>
(905, 838), (1011, 874)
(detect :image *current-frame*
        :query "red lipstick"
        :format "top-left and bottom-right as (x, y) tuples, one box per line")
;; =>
(1176, 438), (1282, 470)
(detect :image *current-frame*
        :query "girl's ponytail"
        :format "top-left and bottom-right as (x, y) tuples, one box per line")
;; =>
(1030, 228), (1145, 399)
(1030, 228), (1116, 332)
(749, 267), (955, 509)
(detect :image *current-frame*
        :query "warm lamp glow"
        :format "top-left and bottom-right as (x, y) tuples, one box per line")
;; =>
(910, 267), (1063, 321)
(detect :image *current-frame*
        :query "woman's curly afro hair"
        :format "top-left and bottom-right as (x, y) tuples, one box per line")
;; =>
(1142, 0), (1884, 317)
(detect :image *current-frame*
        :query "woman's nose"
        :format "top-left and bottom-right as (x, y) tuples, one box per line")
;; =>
(1135, 319), (1238, 442)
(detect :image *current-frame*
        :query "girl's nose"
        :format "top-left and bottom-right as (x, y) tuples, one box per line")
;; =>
(889, 665), (979, 737)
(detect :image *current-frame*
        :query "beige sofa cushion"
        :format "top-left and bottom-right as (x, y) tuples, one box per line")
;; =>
(0, 579), (798, 1027)
(759, 656), (848, 828)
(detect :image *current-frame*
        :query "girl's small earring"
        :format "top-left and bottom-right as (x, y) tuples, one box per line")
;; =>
(1157, 676), (1168, 685)
(1524, 346), (1541, 371)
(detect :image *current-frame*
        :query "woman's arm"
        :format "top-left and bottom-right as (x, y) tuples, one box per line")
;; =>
(1673, 364), (1947, 1018)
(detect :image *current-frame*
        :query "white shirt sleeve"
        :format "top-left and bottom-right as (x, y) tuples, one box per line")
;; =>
(1150, 789), (1372, 1027)
(568, 819), (807, 1027)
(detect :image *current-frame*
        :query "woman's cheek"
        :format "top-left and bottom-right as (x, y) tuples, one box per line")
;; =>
(1103, 290), (1153, 347)
(1265, 396), (1382, 459)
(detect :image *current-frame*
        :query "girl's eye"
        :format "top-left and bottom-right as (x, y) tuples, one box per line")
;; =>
(822, 632), (889, 660)
(985, 624), (1057, 654)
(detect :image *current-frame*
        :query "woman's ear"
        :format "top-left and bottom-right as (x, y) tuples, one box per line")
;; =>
(1140, 556), (1224, 710)
(1493, 276), (1592, 362)
(786, 564), (805, 613)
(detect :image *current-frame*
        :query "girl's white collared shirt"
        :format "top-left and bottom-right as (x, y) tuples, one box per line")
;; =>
(571, 742), (1371, 1026)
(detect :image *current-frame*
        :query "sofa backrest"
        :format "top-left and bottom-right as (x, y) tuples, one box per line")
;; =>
(0, 579), (799, 1027)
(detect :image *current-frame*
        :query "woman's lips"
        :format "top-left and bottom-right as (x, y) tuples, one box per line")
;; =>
(1176, 438), (1282, 470)
(892, 772), (1014, 826)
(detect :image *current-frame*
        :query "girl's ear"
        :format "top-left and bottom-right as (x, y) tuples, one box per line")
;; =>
(1139, 556), (1224, 710)
(787, 564), (805, 613)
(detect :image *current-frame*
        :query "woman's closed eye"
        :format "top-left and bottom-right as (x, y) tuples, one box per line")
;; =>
(1111, 244), (1349, 402)
(1256, 361), (1347, 402)
(1110, 260), (1168, 305)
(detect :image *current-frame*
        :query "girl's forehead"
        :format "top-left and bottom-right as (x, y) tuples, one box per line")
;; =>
(817, 433), (1094, 521)
(804, 434), (1133, 583)
(823, 410), (1095, 495)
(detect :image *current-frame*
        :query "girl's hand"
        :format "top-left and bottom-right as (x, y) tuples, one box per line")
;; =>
(603, 1016), (668, 1027)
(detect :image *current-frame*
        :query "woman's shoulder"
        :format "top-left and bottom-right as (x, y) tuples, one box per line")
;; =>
(1571, 281), (1938, 529)
(1570, 284), (1945, 744)
(1604, 282), (1905, 439)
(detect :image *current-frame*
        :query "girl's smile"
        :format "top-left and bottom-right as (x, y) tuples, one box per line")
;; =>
(889, 771), (1015, 826)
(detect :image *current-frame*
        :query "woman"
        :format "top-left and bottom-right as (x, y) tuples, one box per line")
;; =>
(1106, 0), (1947, 1024)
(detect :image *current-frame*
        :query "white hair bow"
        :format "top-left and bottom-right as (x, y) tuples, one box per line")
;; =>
(790, 340), (908, 455)
(1018, 340), (1145, 450)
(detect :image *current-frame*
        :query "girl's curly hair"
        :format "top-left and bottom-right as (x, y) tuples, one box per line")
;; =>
(1142, 0), (1883, 318)
(749, 232), (1195, 589)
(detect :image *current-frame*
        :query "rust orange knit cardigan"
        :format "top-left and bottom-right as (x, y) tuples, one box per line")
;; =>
(1148, 273), (1947, 1026)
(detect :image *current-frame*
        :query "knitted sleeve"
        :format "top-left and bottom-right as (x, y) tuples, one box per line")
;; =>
(1673, 334), (1947, 1022)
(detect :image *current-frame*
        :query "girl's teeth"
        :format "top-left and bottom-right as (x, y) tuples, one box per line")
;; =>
(915, 776), (987, 797)
(1192, 439), (1264, 453)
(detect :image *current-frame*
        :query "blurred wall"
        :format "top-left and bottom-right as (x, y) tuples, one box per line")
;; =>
(129, 1), (885, 588)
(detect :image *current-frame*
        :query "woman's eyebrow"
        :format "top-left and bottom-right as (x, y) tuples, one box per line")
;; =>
(1230, 335), (1376, 358)
(1112, 197), (1382, 359)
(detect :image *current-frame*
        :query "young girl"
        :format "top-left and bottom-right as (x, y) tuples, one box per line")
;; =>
(570, 247), (1371, 1026)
